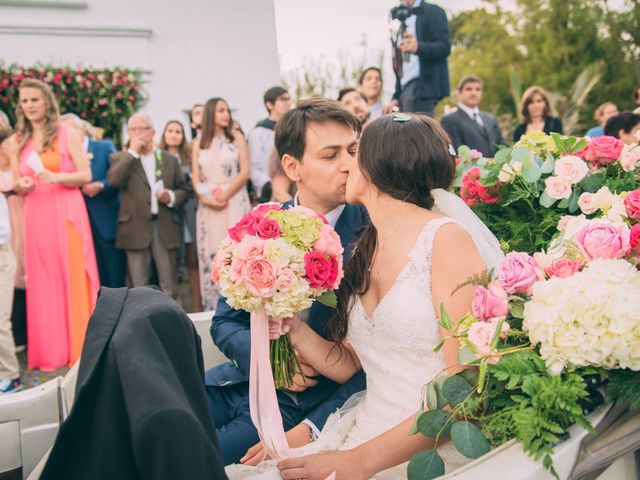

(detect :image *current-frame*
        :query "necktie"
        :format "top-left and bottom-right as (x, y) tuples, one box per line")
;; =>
(473, 112), (484, 127)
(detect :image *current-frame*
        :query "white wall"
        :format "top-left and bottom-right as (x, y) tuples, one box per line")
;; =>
(0, 0), (281, 140)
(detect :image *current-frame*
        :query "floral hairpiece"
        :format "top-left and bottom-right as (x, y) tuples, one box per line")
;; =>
(448, 144), (457, 156)
(392, 112), (411, 123)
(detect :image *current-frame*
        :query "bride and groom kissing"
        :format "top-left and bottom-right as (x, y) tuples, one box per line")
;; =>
(207, 97), (504, 479)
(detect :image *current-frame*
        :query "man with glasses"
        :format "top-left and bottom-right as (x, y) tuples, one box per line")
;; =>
(107, 113), (188, 299)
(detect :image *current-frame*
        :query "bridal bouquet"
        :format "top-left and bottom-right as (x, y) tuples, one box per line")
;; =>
(454, 133), (640, 253)
(408, 210), (640, 479)
(213, 202), (343, 388)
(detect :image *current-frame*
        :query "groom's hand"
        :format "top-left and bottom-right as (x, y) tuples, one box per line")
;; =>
(286, 353), (318, 393)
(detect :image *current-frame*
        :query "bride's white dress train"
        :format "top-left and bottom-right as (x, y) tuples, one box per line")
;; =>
(226, 217), (470, 479)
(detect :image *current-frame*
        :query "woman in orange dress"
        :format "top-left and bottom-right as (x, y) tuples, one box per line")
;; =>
(16, 79), (99, 371)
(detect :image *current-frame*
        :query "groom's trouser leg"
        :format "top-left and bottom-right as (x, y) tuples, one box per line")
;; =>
(206, 383), (303, 465)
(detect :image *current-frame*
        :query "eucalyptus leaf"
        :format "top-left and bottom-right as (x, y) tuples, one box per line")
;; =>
(407, 450), (445, 480)
(557, 198), (570, 209)
(409, 410), (421, 435)
(511, 147), (533, 164)
(521, 159), (542, 183)
(443, 375), (474, 407)
(539, 192), (556, 208)
(316, 290), (337, 308)
(568, 190), (580, 213)
(494, 147), (512, 164)
(580, 173), (605, 193)
(417, 409), (453, 438)
(450, 421), (491, 459)
(540, 155), (555, 174)
(426, 376), (449, 410)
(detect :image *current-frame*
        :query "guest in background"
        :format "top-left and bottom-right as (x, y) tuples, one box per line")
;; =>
(338, 88), (371, 128)
(192, 98), (250, 310)
(246, 86), (291, 202)
(108, 113), (188, 301)
(0, 127), (22, 393)
(604, 112), (640, 145)
(231, 121), (244, 139)
(358, 67), (384, 120)
(159, 119), (201, 312)
(586, 102), (619, 138)
(61, 113), (125, 288)
(633, 86), (640, 114)
(189, 103), (204, 149)
(0, 128), (30, 352)
(440, 75), (506, 157)
(16, 79), (99, 371)
(267, 147), (295, 203)
(513, 86), (563, 141)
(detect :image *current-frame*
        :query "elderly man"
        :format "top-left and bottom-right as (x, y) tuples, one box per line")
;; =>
(61, 113), (125, 288)
(107, 113), (187, 299)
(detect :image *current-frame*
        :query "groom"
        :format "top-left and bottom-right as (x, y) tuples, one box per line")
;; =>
(205, 98), (369, 465)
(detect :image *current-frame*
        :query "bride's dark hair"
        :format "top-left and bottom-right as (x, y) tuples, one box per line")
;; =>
(326, 113), (455, 344)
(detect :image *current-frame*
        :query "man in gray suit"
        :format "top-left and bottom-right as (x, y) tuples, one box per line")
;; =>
(441, 75), (506, 157)
(107, 113), (188, 299)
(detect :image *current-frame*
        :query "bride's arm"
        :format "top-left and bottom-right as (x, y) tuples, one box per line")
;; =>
(277, 223), (486, 480)
(287, 319), (361, 384)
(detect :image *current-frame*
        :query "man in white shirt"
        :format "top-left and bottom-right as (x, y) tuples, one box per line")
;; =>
(440, 75), (506, 157)
(107, 114), (188, 300)
(246, 86), (291, 201)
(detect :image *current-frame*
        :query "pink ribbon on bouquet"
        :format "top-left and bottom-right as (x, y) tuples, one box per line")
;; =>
(249, 308), (293, 460)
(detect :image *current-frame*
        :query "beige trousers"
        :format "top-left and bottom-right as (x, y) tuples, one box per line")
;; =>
(0, 243), (19, 380)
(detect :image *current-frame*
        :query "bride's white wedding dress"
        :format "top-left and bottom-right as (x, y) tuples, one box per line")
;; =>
(226, 217), (471, 479)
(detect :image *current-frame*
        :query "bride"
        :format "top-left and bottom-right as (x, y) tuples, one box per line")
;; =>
(227, 113), (504, 479)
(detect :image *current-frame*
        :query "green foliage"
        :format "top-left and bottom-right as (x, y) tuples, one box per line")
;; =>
(407, 450), (445, 480)
(417, 409), (453, 438)
(0, 63), (145, 147)
(450, 421), (491, 459)
(605, 369), (640, 410)
(443, 375), (475, 407)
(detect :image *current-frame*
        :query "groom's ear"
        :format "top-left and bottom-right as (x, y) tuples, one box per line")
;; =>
(282, 153), (302, 183)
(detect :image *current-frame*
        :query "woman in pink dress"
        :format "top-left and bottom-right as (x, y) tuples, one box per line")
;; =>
(192, 98), (250, 310)
(16, 79), (99, 371)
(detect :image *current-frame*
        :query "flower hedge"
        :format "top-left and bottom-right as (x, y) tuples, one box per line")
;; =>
(0, 64), (146, 147)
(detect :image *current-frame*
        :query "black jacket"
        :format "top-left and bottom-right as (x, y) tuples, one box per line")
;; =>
(440, 108), (506, 157)
(513, 116), (563, 142)
(42, 287), (227, 480)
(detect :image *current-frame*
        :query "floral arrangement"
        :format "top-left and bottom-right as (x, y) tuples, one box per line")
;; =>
(212, 202), (344, 388)
(454, 133), (640, 253)
(0, 63), (145, 146)
(407, 198), (640, 479)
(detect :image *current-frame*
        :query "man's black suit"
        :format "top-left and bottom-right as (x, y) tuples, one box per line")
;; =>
(441, 108), (506, 157)
(41, 287), (227, 480)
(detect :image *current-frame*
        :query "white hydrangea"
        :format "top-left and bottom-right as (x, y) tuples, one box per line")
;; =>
(523, 259), (640, 375)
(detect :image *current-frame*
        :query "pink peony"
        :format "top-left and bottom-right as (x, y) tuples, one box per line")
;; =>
(275, 268), (297, 293)
(237, 237), (266, 261)
(251, 202), (282, 220)
(624, 189), (640, 220)
(314, 224), (343, 257)
(256, 218), (282, 239)
(543, 258), (584, 278)
(497, 252), (544, 295)
(544, 176), (572, 200)
(578, 192), (598, 215)
(304, 251), (333, 289)
(228, 214), (258, 242)
(574, 223), (631, 260)
(241, 258), (278, 297)
(554, 156), (589, 185)
(630, 224), (640, 250)
(472, 283), (509, 321)
(584, 136), (624, 165)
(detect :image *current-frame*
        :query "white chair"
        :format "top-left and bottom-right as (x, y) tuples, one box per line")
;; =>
(187, 310), (228, 370)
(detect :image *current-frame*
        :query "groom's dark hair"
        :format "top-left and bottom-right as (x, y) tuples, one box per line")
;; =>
(327, 114), (456, 344)
(274, 97), (360, 161)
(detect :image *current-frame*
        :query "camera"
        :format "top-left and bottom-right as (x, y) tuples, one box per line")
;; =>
(390, 4), (411, 24)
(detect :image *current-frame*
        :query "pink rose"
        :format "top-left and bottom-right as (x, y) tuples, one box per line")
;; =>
(251, 202), (282, 220)
(326, 256), (341, 289)
(241, 258), (278, 297)
(543, 258), (584, 278)
(229, 256), (247, 284)
(533, 252), (553, 271)
(469, 149), (483, 160)
(554, 156), (589, 185)
(314, 224), (343, 257)
(288, 205), (317, 217)
(237, 237), (266, 261)
(472, 283), (508, 321)
(630, 224), (640, 250)
(275, 268), (297, 293)
(304, 251), (333, 289)
(497, 252), (544, 295)
(578, 192), (598, 215)
(256, 218), (282, 239)
(574, 223), (631, 260)
(544, 176), (572, 200)
(211, 255), (223, 284)
(619, 144), (640, 172)
(228, 214), (258, 242)
(467, 319), (510, 364)
(624, 189), (640, 220)
(584, 136), (624, 165)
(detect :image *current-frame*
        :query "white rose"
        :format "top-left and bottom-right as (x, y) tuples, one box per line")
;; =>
(578, 192), (598, 215)
(544, 176), (572, 200)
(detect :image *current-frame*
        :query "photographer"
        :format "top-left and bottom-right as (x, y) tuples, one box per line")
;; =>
(383, 0), (451, 116)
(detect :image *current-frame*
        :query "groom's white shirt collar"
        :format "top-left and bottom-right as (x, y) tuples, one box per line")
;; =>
(293, 193), (346, 228)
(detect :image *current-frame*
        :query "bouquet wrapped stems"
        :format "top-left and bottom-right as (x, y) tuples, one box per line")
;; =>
(270, 333), (306, 389)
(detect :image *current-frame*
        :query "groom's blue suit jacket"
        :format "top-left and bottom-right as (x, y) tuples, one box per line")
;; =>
(206, 203), (368, 430)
